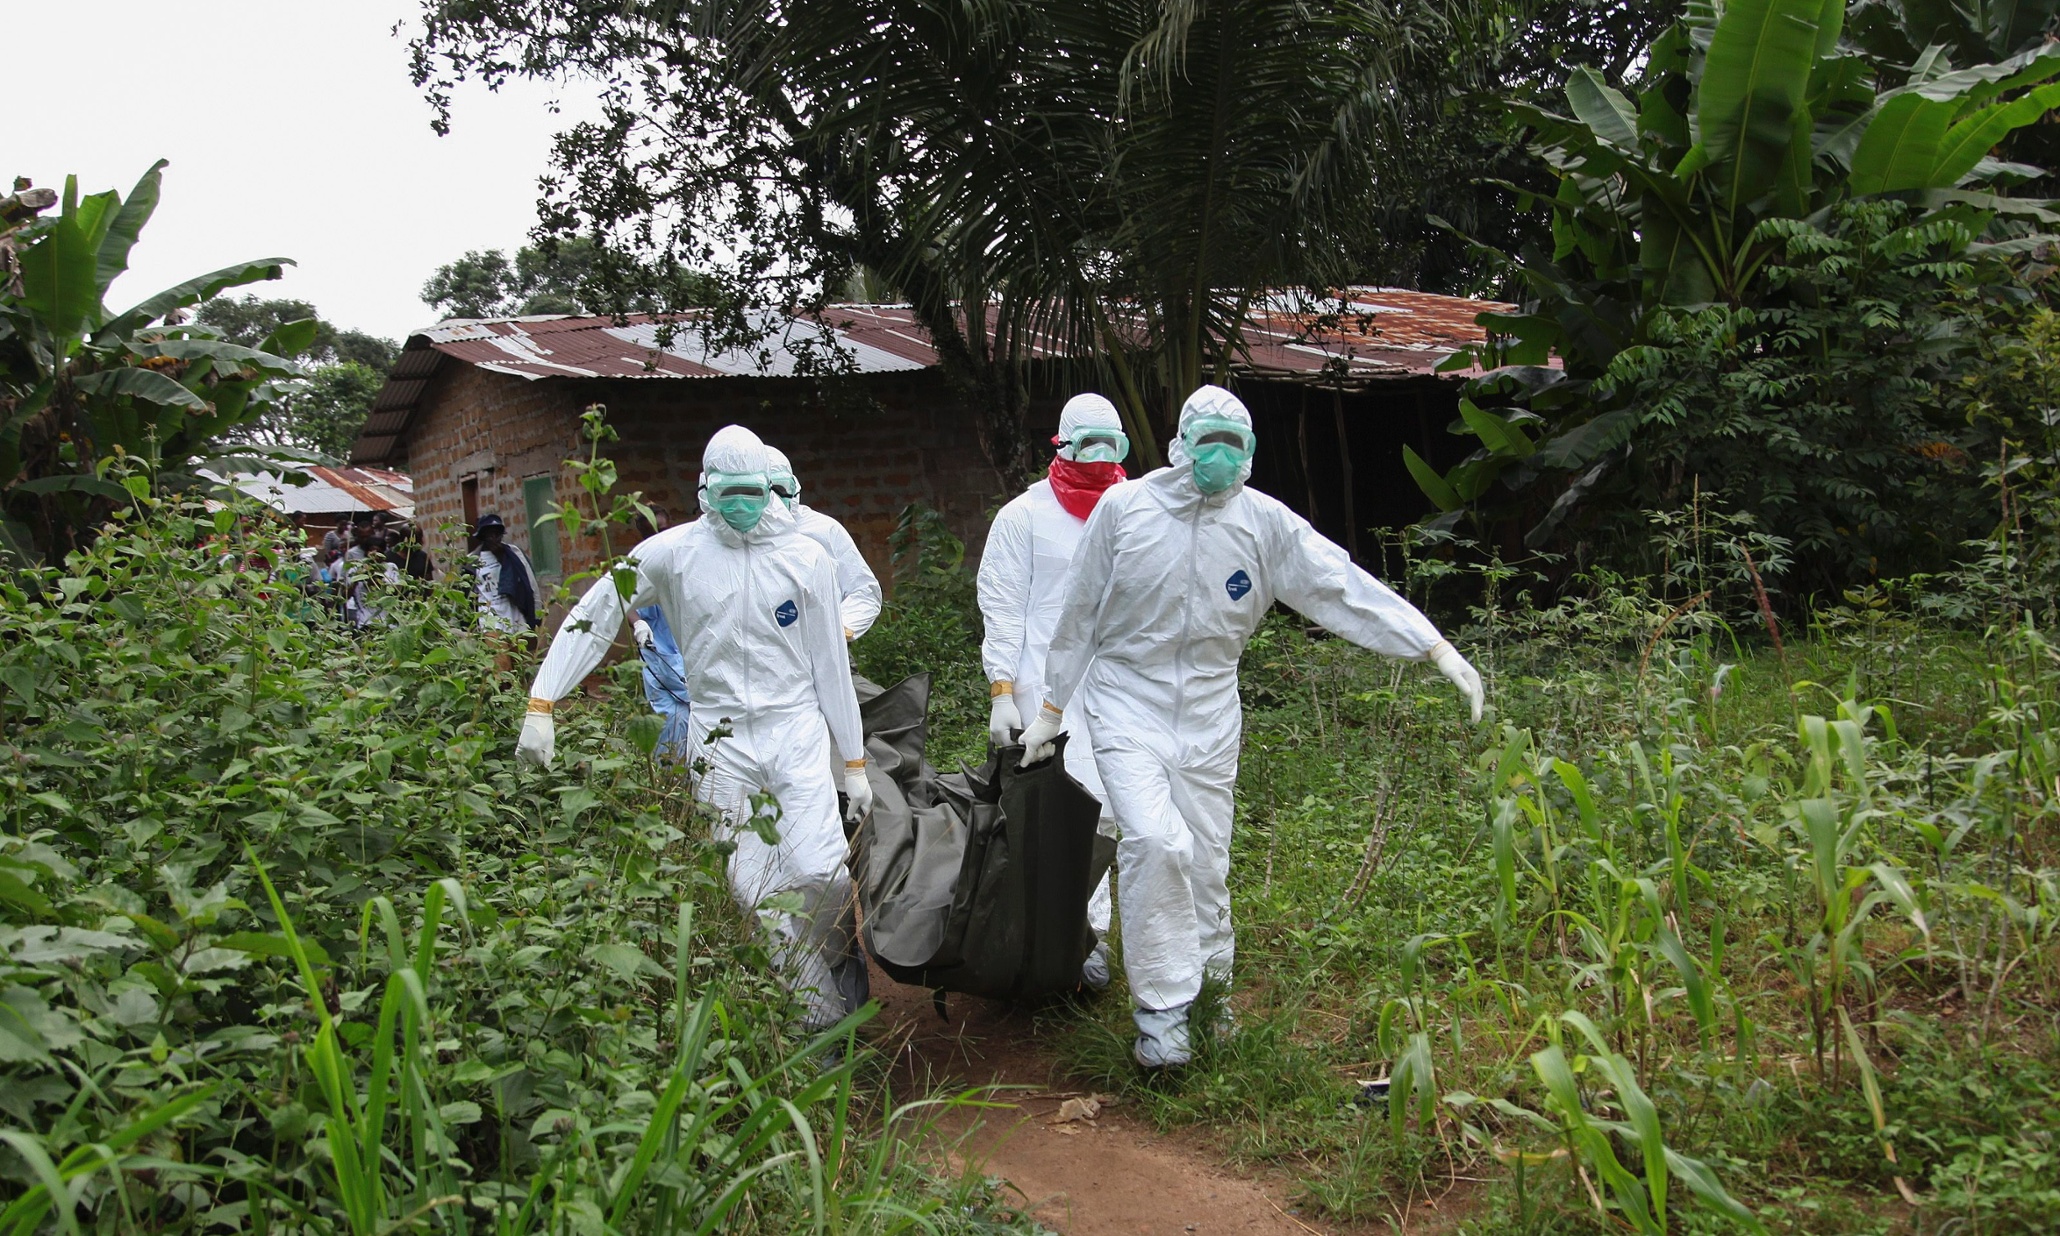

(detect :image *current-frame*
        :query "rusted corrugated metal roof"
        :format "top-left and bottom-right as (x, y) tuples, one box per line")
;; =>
(204, 465), (416, 518)
(353, 289), (1507, 464)
(1236, 289), (1513, 382)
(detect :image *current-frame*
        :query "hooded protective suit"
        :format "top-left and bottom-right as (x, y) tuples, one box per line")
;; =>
(977, 393), (1127, 973)
(765, 447), (884, 640)
(520, 425), (871, 1029)
(1033, 385), (1478, 1065)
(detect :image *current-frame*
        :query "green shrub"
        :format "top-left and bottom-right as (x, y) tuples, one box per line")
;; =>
(0, 490), (1028, 1233)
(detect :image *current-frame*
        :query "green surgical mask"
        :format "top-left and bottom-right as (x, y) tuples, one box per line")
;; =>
(1190, 442), (1247, 494)
(707, 474), (771, 532)
(770, 474), (799, 509)
(1183, 417), (1253, 494)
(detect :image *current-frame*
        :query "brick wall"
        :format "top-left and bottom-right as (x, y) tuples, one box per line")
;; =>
(400, 364), (1006, 588)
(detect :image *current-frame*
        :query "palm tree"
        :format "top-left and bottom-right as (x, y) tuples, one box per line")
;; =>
(411, 0), (1496, 477)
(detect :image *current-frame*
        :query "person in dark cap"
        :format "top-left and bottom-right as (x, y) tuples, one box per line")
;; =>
(391, 521), (434, 583)
(468, 514), (541, 634)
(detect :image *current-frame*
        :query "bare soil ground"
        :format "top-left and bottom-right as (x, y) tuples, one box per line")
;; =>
(864, 965), (1474, 1235)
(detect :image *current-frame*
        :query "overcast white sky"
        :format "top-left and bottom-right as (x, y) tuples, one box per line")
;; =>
(12, 1), (596, 343)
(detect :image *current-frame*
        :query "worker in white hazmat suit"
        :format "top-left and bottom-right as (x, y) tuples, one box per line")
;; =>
(516, 425), (876, 1032)
(765, 446), (884, 641)
(977, 392), (1130, 988)
(1020, 385), (1485, 1068)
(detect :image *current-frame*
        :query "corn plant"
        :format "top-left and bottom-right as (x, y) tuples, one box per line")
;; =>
(1769, 702), (1914, 1079)
(1528, 1012), (1764, 1235)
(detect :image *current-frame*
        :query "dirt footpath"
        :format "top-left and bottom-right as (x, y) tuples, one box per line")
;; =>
(866, 964), (1335, 1236)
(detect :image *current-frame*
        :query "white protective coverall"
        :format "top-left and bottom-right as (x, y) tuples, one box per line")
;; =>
(1038, 385), (1471, 1060)
(976, 394), (1125, 963)
(765, 447), (884, 641)
(524, 426), (870, 1028)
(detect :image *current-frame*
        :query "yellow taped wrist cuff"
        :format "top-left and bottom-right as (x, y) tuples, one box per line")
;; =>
(526, 698), (554, 715)
(1039, 701), (1063, 720)
(990, 681), (1014, 698)
(845, 758), (868, 771)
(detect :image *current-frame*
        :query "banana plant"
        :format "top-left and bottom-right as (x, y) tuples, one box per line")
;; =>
(1410, 0), (2060, 538)
(0, 162), (304, 561)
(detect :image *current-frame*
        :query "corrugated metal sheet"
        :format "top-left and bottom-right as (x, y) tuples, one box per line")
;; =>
(1236, 289), (1513, 382)
(407, 290), (1502, 383)
(205, 466), (416, 518)
(354, 289), (1508, 464)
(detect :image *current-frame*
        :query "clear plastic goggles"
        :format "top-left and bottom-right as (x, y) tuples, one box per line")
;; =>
(1066, 427), (1130, 463)
(707, 475), (770, 501)
(1183, 416), (1253, 456)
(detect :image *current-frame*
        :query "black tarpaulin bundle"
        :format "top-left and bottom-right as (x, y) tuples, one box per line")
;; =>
(851, 673), (1114, 1000)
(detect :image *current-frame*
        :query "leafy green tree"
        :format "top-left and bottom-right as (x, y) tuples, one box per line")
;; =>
(1404, 0), (2060, 589)
(411, 0), (1500, 481)
(195, 296), (397, 370)
(195, 296), (397, 458)
(248, 361), (386, 459)
(419, 236), (631, 319)
(0, 162), (307, 560)
(1363, 0), (1680, 295)
(419, 248), (517, 318)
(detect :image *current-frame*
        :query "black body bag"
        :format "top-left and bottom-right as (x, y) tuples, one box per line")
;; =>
(850, 673), (1115, 1001)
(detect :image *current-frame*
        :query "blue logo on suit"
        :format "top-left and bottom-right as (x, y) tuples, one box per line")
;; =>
(775, 600), (799, 627)
(1225, 569), (1252, 600)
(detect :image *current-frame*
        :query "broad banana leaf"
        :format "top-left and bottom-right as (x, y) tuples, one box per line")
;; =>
(1933, 80), (2060, 184)
(1565, 68), (1641, 155)
(1458, 397), (1536, 458)
(1852, 69), (2060, 192)
(69, 368), (210, 410)
(1697, 0), (1840, 220)
(1850, 92), (1958, 192)
(92, 259), (290, 346)
(140, 337), (306, 372)
(1401, 445), (1461, 511)
(14, 207), (100, 341)
(1898, 39), (2060, 107)
(94, 161), (164, 293)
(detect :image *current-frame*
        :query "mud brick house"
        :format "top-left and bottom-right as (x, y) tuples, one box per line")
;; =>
(350, 290), (1506, 590)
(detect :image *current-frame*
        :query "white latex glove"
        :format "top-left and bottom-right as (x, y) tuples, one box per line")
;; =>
(631, 619), (654, 650)
(988, 692), (1023, 747)
(843, 765), (874, 825)
(517, 707), (556, 767)
(1017, 704), (1063, 769)
(1431, 642), (1484, 723)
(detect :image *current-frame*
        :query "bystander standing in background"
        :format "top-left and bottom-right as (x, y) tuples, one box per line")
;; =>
(469, 514), (541, 653)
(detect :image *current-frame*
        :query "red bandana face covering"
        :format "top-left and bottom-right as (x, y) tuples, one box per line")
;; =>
(1047, 455), (1127, 521)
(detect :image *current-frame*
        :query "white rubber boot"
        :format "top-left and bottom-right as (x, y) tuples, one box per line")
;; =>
(1082, 940), (1112, 991)
(1132, 1002), (1193, 1069)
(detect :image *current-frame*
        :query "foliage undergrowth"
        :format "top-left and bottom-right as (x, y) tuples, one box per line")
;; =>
(0, 485), (1035, 1233)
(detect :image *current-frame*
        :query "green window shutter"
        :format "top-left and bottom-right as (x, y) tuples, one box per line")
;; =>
(523, 474), (562, 576)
